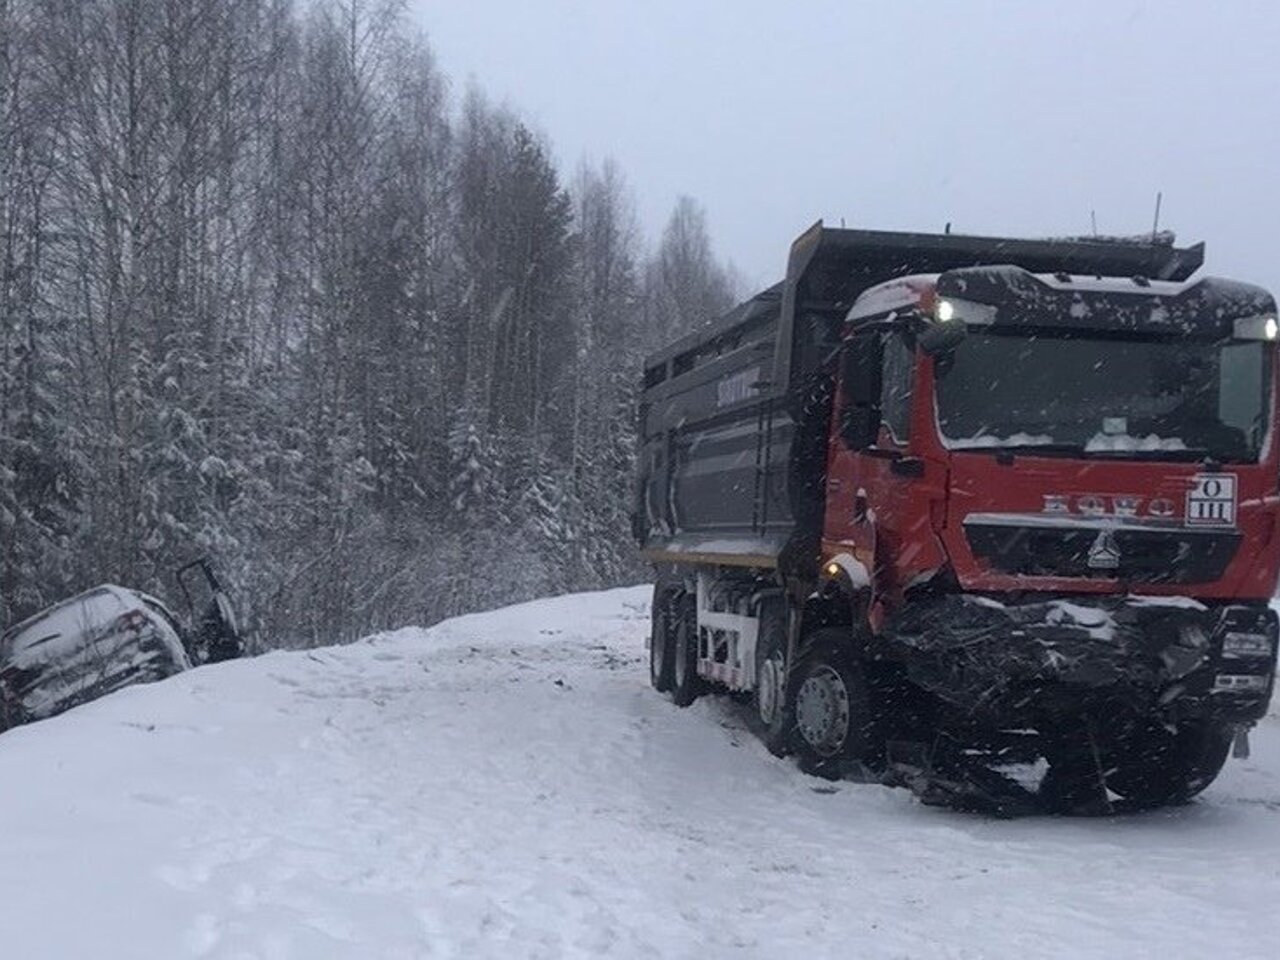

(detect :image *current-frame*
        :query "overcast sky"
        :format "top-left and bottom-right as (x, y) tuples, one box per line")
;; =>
(413, 1), (1280, 294)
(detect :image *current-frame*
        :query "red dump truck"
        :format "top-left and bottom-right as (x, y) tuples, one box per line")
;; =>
(635, 223), (1280, 812)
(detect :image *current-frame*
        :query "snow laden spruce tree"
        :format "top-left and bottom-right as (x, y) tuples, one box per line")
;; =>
(0, 0), (737, 645)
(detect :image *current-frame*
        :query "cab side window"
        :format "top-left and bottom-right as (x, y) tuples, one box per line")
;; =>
(879, 333), (913, 444)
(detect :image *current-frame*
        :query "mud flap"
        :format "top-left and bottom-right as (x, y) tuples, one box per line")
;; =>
(1233, 728), (1251, 759)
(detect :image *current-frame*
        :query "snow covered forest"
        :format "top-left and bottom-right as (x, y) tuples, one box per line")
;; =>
(0, 0), (738, 644)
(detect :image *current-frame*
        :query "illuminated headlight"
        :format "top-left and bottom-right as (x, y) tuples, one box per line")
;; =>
(1221, 632), (1273, 659)
(1212, 674), (1270, 694)
(1232, 314), (1279, 341)
(934, 296), (997, 326)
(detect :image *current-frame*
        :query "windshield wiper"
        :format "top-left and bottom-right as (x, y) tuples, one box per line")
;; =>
(958, 442), (1084, 456)
(1081, 446), (1216, 462)
(954, 439), (1254, 463)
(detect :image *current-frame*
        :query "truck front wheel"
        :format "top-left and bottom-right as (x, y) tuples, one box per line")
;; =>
(791, 631), (876, 779)
(1104, 719), (1233, 808)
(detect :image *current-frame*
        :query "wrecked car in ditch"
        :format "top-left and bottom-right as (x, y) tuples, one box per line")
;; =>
(0, 559), (243, 731)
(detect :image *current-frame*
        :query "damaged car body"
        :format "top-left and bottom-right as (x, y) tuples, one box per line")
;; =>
(0, 559), (244, 731)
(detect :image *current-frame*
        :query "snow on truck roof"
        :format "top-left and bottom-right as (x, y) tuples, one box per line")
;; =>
(846, 268), (1272, 325)
(846, 274), (941, 322)
(643, 225), (1215, 397)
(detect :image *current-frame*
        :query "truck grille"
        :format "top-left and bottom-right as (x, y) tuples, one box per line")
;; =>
(963, 516), (1241, 584)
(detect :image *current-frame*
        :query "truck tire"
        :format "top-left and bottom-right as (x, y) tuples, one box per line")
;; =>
(750, 601), (792, 756)
(791, 629), (876, 779)
(1104, 719), (1233, 808)
(649, 586), (677, 693)
(670, 594), (704, 708)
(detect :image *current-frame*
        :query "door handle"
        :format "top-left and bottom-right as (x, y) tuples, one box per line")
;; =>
(890, 456), (925, 478)
(853, 490), (869, 523)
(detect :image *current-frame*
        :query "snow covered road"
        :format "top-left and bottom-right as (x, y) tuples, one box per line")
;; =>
(2, 585), (1279, 959)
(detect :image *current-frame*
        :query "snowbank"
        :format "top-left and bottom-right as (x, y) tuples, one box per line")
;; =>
(1, 585), (1278, 958)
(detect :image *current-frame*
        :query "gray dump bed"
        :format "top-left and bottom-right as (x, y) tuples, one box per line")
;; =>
(634, 223), (1205, 572)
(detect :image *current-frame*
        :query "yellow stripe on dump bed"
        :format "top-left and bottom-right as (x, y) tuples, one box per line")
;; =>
(640, 547), (778, 569)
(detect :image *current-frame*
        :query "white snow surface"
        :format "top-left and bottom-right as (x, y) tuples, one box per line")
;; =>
(2, 586), (1280, 959)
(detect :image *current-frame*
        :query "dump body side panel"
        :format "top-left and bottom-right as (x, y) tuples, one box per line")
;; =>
(638, 288), (797, 566)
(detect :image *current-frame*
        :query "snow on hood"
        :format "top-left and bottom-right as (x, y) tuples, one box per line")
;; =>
(1084, 432), (1187, 452)
(947, 431), (1056, 449)
(946, 431), (1189, 453)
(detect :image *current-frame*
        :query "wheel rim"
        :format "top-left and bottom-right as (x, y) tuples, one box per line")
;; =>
(796, 664), (850, 756)
(757, 651), (785, 726)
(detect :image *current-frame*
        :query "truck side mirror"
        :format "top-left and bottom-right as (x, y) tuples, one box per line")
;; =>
(840, 335), (882, 450)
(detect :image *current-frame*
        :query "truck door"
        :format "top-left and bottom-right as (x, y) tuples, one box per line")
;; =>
(825, 328), (930, 619)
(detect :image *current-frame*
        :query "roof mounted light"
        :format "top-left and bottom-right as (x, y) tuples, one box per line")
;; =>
(933, 296), (996, 326)
(1233, 315), (1279, 341)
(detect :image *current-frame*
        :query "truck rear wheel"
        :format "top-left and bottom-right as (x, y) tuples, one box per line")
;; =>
(1104, 719), (1233, 808)
(670, 594), (703, 708)
(791, 630), (876, 779)
(750, 601), (792, 756)
(649, 586), (676, 693)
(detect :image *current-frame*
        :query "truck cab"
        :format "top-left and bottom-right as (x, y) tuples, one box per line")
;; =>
(828, 268), (1279, 605)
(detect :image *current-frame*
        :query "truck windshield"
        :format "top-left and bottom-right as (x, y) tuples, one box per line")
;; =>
(935, 330), (1271, 462)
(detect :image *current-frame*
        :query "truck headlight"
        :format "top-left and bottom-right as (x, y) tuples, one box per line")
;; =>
(1221, 632), (1273, 659)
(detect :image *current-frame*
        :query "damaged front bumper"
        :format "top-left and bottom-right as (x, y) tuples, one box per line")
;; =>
(882, 593), (1278, 724)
